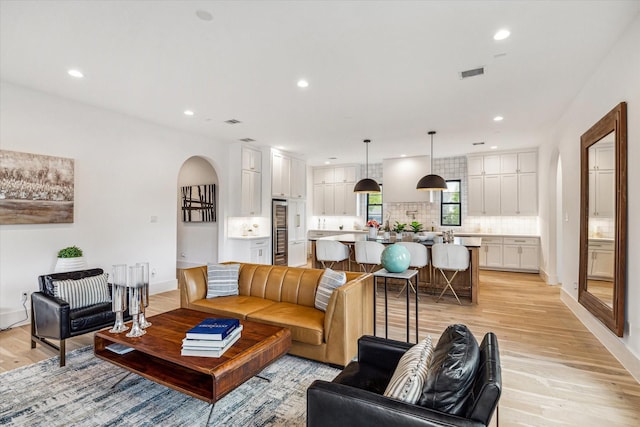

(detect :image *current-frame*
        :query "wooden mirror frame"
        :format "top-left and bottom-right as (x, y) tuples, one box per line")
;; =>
(578, 102), (627, 336)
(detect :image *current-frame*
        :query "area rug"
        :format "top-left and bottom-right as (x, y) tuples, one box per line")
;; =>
(0, 346), (340, 426)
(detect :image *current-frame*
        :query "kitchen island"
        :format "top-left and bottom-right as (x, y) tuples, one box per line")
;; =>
(309, 233), (481, 304)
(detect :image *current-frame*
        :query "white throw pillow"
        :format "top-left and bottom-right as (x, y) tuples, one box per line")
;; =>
(383, 336), (434, 404)
(206, 263), (240, 298)
(314, 268), (347, 312)
(53, 273), (111, 309)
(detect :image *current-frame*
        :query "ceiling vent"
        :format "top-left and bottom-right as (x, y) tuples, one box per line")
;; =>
(225, 119), (242, 124)
(472, 142), (485, 146)
(240, 138), (255, 142)
(460, 67), (485, 79)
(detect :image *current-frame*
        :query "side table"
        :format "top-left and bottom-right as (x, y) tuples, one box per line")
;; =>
(373, 268), (419, 343)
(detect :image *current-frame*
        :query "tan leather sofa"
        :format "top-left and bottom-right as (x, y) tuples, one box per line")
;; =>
(179, 263), (373, 367)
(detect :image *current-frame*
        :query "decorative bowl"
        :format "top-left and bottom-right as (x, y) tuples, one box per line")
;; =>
(416, 232), (437, 241)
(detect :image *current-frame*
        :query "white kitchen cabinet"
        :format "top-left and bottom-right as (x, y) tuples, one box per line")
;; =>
(589, 143), (614, 171)
(241, 169), (261, 216)
(312, 165), (358, 215)
(242, 147), (262, 172)
(500, 172), (537, 215)
(500, 151), (536, 174)
(468, 175), (500, 215)
(290, 157), (307, 199)
(288, 240), (307, 267)
(250, 238), (269, 264)
(334, 182), (357, 215)
(467, 154), (500, 176)
(479, 237), (503, 268)
(272, 152), (291, 198)
(589, 169), (614, 218)
(588, 240), (614, 279)
(313, 183), (335, 215)
(288, 199), (306, 241)
(240, 146), (262, 216)
(502, 237), (539, 271)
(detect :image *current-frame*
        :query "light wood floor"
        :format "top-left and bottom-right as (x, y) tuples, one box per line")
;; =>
(1, 270), (639, 426)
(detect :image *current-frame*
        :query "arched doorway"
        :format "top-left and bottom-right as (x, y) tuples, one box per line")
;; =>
(177, 156), (219, 265)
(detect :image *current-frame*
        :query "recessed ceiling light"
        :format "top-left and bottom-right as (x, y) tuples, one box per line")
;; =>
(493, 29), (510, 41)
(324, 161), (331, 165)
(67, 69), (84, 78)
(184, 110), (195, 116)
(400, 154), (407, 157)
(493, 116), (504, 122)
(195, 10), (213, 21)
(297, 80), (309, 88)
(490, 146), (498, 150)
(276, 145), (285, 149)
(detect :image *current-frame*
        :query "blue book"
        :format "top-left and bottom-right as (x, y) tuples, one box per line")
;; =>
(186, 318), (240, 340)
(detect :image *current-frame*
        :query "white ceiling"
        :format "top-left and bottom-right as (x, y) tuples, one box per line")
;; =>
(1, 0), (638, 165)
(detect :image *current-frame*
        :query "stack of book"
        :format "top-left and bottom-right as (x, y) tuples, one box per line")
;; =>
(181, 318), (242, 357)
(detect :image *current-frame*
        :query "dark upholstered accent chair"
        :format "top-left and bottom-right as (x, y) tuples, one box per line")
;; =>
(307, 333), (501, 427)
(31, 268), (130, 366)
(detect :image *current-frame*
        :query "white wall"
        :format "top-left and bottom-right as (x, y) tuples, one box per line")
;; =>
(538, 16), (640, 374)
(177, 156), (219, 265)
(0, 82), (229, 328)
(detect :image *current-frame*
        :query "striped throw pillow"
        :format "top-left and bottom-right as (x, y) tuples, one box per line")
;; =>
(314, 268), (347, 312)
(384, 336), (434, 404)
(206, 263), (240, 298)
(53, 273), (111, 309)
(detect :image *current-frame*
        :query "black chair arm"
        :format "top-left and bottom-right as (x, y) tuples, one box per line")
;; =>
(307, 380), (483, 427)
(358, 335), (413, 371)
(31, 291), (70, 340)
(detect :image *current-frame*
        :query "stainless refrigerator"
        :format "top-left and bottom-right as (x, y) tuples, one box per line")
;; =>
(272, 199), (288, 265)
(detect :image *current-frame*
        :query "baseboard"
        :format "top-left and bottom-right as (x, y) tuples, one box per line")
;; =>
(561, 289), (640, 383)
(538, 267), (558, 285)
(150, 278), (178, 295)
(0, 307), (30, 330)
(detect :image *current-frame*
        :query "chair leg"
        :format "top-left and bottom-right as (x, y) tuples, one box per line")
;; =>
(59, 339), (66, 367)
(435, 269), (462, 305)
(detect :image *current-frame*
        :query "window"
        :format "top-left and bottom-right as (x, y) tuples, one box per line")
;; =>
(366, 186), (383, 225)
(441, 180), (461, 226)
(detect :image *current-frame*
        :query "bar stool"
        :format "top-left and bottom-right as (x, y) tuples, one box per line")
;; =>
(395, 242), (428, 299)
(431, 243), (469, 305)
(316, 240), (350, 269)
(354, 241), (385, 273)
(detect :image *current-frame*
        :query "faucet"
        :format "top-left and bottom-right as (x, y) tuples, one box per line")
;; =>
(406, 210), (418, 220)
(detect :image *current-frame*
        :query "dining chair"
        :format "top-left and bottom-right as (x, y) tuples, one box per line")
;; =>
(431, 243), (469, 305)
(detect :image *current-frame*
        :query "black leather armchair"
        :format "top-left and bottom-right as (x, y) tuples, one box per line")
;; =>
(31, 268), (130, 366)
(307, 334), (501, 427)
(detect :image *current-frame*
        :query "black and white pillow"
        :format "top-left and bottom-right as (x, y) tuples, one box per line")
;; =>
(206, 263), (240, 298)
(314, 268), (347, 312)
(383, 336), (434, 404)
(53, 273), (111, 309)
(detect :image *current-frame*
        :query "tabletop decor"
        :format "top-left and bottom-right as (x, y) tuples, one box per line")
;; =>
(126, 264), (146, 337)
(367, 219), (380, 238)
(136, 262), (152, 328)
(54, 245), (87, 272)
(380, 244), (411, 273)
(109, 264), (129, 333)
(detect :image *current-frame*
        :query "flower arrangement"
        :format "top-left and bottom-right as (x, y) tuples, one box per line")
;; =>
(367, 219), (380, 229)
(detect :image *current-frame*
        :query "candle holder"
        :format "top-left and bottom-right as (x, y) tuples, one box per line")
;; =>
(126, 264), (146, 338)
(109, 264), (129, 333)
(136, 262), (152, 328)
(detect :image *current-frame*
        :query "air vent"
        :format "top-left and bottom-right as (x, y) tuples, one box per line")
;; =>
(225, 119), (242, 124)
(460, 67), (485, 79)
(472, 142), (485, 146)
(240, 138), (255, 143)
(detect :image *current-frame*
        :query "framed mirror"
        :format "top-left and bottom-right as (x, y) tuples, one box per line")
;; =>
(579, 102), (627, 336)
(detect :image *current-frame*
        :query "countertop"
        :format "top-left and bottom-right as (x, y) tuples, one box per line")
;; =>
(228, 235), (270, 240)
(312, 233), (482, 248)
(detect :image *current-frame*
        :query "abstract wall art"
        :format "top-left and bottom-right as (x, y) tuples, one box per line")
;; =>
(181, 184), (216, 222)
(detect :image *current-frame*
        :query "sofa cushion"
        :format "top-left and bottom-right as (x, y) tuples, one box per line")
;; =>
(191, 295), (276, 319)
(53, 273), (111, 309)
(206, 263), (240, 298)
(248, 302), (324, 345)
(332, 360), (392, 395)
(69, 302), (115, 333)
(384, 336), (434, 404)
(418, 324), (480, 415)
(314, 268), (346, 312)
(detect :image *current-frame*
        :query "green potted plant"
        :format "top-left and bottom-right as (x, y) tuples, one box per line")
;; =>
(393, 221), (407, 239)
(410, 221), (423, 232)
(54, 245), (87, 272)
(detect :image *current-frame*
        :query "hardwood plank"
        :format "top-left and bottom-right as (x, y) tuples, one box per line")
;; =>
(1, 270), (639, 426)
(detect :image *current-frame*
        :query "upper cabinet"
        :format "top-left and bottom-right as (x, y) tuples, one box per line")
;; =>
(468, 150), (537, 216)
(312, 164), (358, 215)
(240, 146), (262, 216)
(271, 151), (306, 199)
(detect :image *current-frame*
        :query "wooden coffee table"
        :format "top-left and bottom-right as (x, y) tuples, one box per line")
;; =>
(94, 308), (291, 417)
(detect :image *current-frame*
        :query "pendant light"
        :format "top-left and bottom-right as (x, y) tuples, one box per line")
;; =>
(416, 131), (447, 191)
(353, 139), (381, 193)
